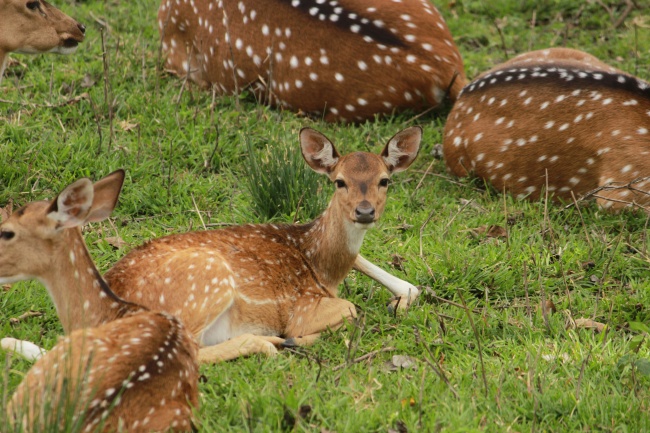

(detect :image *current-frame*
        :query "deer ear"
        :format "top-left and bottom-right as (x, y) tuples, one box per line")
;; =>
(86, 169), (125, 223)
(300, 128), (341, 174)
(381, 126), (421, 173)
(0, 200), (12, 223)
(47, 178), (94, 229)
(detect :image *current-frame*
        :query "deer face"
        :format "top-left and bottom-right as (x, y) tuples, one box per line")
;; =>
(300, 126), (421, 228)
(0, 201), (57, 283)
(329, 152), (391, 227)
(0, 0), (85, 55)
(0, 171), (124, 284)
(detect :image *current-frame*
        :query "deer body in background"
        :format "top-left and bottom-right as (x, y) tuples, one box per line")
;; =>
(0, 171), (198, 433)
(0, 0), (85, 83)
(158, 0), (466, 122)
(104, 127), (421, 362)
(443, 48), (650, 211)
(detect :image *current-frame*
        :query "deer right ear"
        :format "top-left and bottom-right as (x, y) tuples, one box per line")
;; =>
(381, 126), (422, 173)
(300, 128), (341, 174)
(47, 178), (94, 229)
(86, 169), (125, 223)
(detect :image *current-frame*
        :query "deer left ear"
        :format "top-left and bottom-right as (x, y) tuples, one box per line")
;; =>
(300, 127), (341, 174)
(381, 126), (422, 173)
(47, 178), (95, 229)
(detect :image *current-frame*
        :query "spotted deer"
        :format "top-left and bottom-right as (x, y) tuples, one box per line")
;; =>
(0, 171), (199, 433)
(158, 0), (466, 122)
(100, 127), (421, 363)
(443, 48), (650, 211)
(0, 0), (85, 83)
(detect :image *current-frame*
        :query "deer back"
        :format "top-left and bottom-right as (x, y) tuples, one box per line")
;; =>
(158, 0), (466, 122)
(104, 225), (335, 345)
(443, 48), (650, 211)
(8, 312), (199, 433)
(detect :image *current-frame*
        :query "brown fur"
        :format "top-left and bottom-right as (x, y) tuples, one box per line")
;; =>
(443, 48), (650, 211)
(0, 0), (85, 82)
(158, 0), (465, 122)
(104, 128), (421, 362)
(1, 171), (199, 432)
(8, 313), (199, 433)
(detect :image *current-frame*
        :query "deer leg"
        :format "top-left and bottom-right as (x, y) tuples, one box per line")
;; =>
(1, 338), (47, 361)
(354, 255), (419, 311)
(283, 297), (357, 347)
(197, 334), (285, 364)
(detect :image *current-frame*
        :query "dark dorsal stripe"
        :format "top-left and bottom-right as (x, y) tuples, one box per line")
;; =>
(276, 0), (407, 48)
(462, 65), (650, 101)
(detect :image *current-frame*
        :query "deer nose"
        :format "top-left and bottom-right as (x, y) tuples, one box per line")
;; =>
(355, 201), (375, 224)
(78, 23), (86, 35)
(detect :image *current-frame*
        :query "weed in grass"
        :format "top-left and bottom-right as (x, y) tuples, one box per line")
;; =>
(1, 343), (105, 433)
(242, 132), (326, 222)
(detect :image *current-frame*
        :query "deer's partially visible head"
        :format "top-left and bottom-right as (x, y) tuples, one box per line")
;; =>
(300, 127), (421, 228)
(0, 0), (85, 57)
(0, 170), (124, 285)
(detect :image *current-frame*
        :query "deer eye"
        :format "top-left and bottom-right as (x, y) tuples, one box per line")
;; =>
(26, 1), (40, 10)
(0, 230), (15, 240)
(379, 178), (390, 187)
(334, 179), (346, 189)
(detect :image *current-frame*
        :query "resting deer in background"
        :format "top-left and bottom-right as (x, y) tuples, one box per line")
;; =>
(0, 171), (199, 433)
(0, 0), (85, 83)
(443, 48), (650, 211)
(158, 0), (466, 122)
(99, 127), (422, 362)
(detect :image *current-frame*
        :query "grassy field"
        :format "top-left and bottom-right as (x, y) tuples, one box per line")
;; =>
(1, 0), (650, 431)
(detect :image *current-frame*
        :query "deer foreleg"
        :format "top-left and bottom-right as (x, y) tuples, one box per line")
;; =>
(354, 255), (419, 310)
(1, 338), (46, 361)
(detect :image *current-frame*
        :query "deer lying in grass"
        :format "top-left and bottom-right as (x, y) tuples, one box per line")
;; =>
(101, 127), (421, 362)
(158, 0), (466, 122)
(0, 0), (85, 83)
(0, 171), (199, 432)
(443, 48), (650, 211)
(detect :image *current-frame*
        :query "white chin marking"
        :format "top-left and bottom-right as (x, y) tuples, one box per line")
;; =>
(14, 45), (78, 55)
(346, 220), (370, 254)
(49, 45), (79, 55)
(57, 45), (79, 55)
(0, 274), (30, 284)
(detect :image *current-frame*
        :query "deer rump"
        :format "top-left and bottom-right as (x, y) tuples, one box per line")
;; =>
(443, 48), (650, 211)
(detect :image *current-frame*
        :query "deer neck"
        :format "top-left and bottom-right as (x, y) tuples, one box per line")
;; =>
(297, 200), (369, 296)
(39, 229), (136, 333)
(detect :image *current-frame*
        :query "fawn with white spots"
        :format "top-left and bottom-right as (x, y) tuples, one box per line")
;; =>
(0, 171), (199, 432)
(158, 0), (466, 122)
(0, 0), (85, 83)
(443, 48), (650, 211)
(103, 127), (421, 362)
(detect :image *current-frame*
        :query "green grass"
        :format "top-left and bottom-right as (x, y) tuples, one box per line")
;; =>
(242, 131), (327, 221)
(1, 0), (650, 431)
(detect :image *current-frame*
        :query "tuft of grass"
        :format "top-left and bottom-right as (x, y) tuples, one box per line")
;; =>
(242, 132), (327, 222)
(1, 344), (112, 433)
